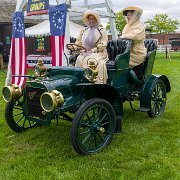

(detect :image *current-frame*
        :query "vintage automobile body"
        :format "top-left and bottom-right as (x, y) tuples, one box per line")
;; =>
(2, 39), (171, 155)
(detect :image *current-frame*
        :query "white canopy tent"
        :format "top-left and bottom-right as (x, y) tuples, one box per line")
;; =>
(25, 20), (83, 38)
(25, 20), (50, 37)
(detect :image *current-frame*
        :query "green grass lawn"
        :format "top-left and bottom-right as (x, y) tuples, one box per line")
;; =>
(0, 53), (179, 179)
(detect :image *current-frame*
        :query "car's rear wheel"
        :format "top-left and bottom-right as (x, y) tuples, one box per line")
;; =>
(5, 101), (37, 132)
(70, 98), (116, 155)
(147, 79), (166, 118)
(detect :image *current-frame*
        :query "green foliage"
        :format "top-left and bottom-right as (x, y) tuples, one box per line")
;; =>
(0, 53), (180, 179)
(106, 11), (126, 34)
(145, 13), (179, 33)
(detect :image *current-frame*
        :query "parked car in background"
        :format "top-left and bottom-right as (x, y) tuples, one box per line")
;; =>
(169, 38), (180, 51)
(0, 42), (9, 62)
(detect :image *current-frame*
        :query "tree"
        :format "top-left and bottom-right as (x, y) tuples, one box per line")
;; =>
(106, 11), (126, 34)
(145, 13), (179, 34)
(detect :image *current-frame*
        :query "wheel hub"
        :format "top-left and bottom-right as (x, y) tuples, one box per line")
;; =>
(91, 123), (105, 133)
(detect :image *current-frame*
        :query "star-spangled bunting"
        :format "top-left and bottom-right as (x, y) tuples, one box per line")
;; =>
(49, 3), (67, 66)
(6, 11), (27, 86)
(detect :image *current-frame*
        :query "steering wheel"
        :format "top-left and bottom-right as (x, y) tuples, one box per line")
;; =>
(66, 43), (87, 52)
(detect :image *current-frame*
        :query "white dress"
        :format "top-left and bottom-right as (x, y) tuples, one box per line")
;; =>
(75, 26), (108, 84)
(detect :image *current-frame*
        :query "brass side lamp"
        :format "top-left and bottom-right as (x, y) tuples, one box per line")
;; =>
(84, 59), (98, 82)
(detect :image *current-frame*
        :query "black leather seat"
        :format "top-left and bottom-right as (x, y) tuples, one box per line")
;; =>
(144, 39), (157, 52)
(143, 39), (157, 78)
(105, 39), (157, 84)
(106, 39), (132, 70)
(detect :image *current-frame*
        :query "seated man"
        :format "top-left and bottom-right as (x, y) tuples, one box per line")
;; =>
(75, 10), (108, 84)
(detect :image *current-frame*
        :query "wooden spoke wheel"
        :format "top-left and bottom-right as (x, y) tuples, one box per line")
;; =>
(5, 100), (37, 132)
(147, 79), (166, 118)
(70, 98), (116, 155)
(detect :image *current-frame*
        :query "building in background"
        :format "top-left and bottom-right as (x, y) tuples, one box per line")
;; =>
(146, 33), (180, 45)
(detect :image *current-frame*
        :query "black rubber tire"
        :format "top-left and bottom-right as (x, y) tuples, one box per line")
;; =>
(70, 98), (116, 155)
(5, 101), (37, 132)
(147, 79), (166, 118)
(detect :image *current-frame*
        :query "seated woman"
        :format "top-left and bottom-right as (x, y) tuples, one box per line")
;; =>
(121, 6), (147, 79)
(75, 10), (108, 84)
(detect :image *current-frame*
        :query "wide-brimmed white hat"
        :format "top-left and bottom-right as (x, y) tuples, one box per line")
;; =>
(122, 6), (143, 16)
(83, 10), (100, 26)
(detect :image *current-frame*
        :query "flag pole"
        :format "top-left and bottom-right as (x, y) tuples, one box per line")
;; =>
(5, 40), (13, 85)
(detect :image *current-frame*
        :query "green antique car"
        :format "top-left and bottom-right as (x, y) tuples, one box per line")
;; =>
(2, 39), (171, 155)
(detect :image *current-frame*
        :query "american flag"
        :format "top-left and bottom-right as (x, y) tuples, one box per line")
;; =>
(6, 11), (27, 86)
(49, 4), (67, 66)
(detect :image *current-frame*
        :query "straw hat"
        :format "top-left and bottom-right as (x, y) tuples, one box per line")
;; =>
(122, 6), (143, 16)
(83, 10), (100, 26)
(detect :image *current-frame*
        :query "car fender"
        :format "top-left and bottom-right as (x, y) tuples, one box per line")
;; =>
(75, 83), (124, 117)
(140, 74), (171, 109)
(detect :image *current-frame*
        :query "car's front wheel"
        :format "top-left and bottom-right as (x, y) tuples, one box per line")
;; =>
(5, 101), (37, 132)
(70, 98), (116, 155)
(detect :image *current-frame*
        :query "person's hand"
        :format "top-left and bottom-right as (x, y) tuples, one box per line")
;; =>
(75, 41), (82, 46)
(67, 44), (78, 51)
(81, 49), (87, 53)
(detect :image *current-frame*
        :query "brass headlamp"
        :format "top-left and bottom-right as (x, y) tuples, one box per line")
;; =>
(40, 90), (64, 112)
(84, 59), (98, 82)
(2, 84), (22, 102)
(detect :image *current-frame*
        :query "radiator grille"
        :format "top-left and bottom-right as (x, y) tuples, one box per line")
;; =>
(26, 87), (45, 117)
